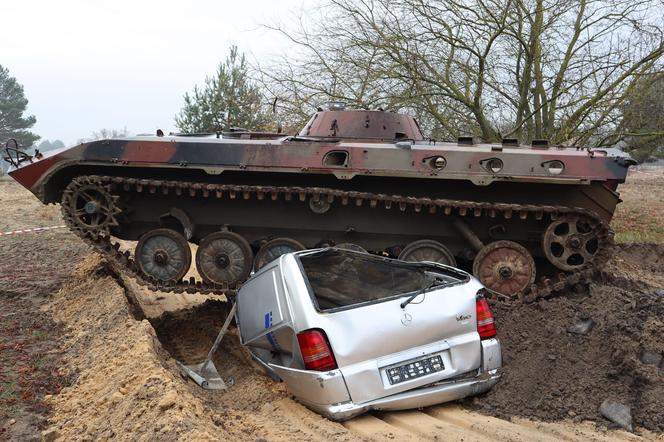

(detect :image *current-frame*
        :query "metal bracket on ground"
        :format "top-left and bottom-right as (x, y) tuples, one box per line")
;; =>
(177, 301), (237, 390)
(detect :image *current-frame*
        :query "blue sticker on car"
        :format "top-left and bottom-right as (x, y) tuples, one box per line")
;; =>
(264, 311), (281, 351)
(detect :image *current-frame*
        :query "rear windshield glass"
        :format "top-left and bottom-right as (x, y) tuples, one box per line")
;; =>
(298, 249), (466, 311)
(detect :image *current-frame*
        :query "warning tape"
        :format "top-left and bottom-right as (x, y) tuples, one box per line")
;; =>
(629, 167), (664, 177)
(0, 225), (67, 237)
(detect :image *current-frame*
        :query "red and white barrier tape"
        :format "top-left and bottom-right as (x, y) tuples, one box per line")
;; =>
(0, 225), (67, 237)
(629, 169), (664, 178)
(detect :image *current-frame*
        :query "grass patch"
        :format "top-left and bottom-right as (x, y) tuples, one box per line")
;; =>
(612, 171), (664, 244)
(0, 381), (18, 400)
(615, 231), (664, 243)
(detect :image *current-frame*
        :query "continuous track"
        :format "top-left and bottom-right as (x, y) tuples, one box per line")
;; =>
(61, 175), (614, 302)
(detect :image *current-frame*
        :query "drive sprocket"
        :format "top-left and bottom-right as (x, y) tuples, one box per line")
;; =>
(61, 176), (121, 235)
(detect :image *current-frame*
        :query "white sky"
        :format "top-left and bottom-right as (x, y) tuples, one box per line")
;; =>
(2, 0), (308, 145)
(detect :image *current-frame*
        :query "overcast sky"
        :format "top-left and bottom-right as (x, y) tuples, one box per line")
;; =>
(2, 0), (307, 146)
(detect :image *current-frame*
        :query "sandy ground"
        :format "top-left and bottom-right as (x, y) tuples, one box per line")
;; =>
(0, 173), (663, 441)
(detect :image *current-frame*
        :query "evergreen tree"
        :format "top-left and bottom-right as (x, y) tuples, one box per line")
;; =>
(175, 46), (272, 133)
(0, 65), (39, 147)
(36, 139), (66, 151)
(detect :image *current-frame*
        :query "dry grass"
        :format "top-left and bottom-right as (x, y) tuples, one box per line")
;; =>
(612, 167), (664, 244)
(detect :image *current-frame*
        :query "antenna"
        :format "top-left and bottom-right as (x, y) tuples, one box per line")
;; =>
(273, 97), (283, 134)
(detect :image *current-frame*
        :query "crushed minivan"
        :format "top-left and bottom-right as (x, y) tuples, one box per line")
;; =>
(235, 248), (502, 421)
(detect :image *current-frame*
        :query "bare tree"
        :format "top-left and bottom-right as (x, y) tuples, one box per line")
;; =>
(76, 127), (129, 144)
(262, 0), (664, 145)
(617, 72), (664, 161)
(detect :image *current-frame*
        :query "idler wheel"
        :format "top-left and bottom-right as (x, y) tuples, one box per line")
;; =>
(335, 243), (368, 253)
(398, 239), (457, 267)
(196, 231), (253, 285)
(254, 238), (305, 271)
(309, 197), (331, 214)
(473, 240), (535, 296)
(135, 228), (191, 282)
(542, 216), (600, 271)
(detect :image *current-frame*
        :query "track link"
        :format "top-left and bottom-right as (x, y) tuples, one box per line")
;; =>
(61, 175), (614, 302)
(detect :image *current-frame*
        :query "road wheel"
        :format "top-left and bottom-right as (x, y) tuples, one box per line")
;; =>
(254, 238), (305, 271)
(473, 240), (535, 296)
(398, 239), (457, 267)
(135, 228), (191, 282)
(196, 231), (253, 285)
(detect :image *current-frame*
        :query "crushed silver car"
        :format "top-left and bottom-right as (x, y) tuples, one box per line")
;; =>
(236, 248), (502, 421)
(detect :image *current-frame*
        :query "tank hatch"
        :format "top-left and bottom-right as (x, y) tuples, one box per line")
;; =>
(299, 109), (424, 141)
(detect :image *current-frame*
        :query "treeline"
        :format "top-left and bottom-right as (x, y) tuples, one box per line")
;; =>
(176, 0), (664, 161)
(2, 1), (663, 162)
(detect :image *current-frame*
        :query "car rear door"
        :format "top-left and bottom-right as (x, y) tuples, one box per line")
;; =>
(236, 261), (295, 357)
(318, 280), (483, 405)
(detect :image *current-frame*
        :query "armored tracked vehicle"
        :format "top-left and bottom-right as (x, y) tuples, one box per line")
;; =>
(4, 106), (634, 299)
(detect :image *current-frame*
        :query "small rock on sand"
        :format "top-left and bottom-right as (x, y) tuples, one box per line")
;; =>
(640, 351), (662, 367)
(158, 390), (178, 411)
(567, 318), (595, 335)
(41, 427), (60, 442)
(599, 400), (632, 432)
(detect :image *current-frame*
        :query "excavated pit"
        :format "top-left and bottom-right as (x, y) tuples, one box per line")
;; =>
(141, 244), (664, 434)
(136, 244), (664, 434)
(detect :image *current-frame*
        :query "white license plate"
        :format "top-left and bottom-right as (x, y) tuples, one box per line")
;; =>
(386, 355), (444, 385)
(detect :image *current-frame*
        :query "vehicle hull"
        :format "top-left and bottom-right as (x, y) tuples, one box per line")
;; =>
(5, 108), (635, 296)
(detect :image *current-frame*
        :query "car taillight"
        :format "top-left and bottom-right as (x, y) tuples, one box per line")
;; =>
(297, 329), (338, 371)
(476, 293), (497, 339)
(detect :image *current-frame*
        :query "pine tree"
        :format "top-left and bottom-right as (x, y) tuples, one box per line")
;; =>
(0, 65), (39, 148)
(175, 46), (273, 133)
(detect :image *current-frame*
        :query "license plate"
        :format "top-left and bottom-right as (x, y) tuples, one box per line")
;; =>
(385, 355), (445, 385)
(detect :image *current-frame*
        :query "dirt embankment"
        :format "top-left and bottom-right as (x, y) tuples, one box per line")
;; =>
(471, 244), (664, 433)
(42, 256), (230, 441)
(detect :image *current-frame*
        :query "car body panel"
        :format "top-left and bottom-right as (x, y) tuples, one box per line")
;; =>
(236, 249), (502, 420)
(237, 264), (293, 352)
(300, 367), (501, 421)
(268, 365), (352, 406)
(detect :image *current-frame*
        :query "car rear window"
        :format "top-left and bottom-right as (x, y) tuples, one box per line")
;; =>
(298, 249), (466, 311)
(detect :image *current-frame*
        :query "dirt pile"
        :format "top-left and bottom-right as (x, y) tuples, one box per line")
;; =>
(471, 245), (664, 433)
(42, 255), (363, 441)
(43, 256), (231, 441)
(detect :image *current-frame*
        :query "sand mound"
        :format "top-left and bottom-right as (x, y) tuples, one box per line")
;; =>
(42, 256), (361, 441)
(471, 246), (664, 433)
(43, 256), (231, 441)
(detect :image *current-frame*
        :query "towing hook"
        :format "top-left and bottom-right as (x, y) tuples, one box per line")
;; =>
(3, 138), (33, 168)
